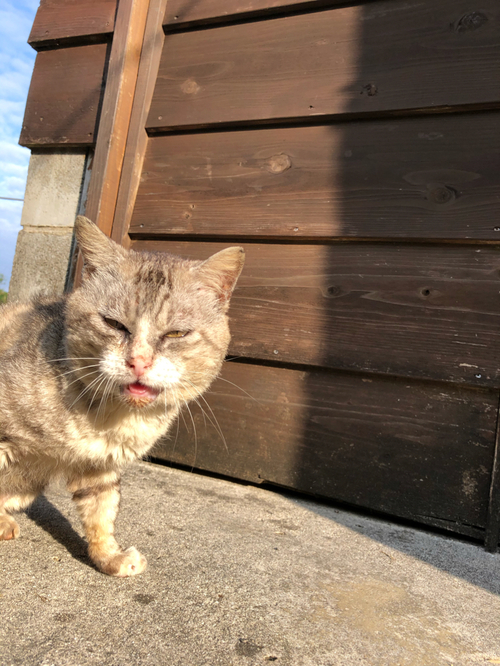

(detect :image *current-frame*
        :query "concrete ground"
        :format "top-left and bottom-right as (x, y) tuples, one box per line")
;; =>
(1, 461), (499, 666)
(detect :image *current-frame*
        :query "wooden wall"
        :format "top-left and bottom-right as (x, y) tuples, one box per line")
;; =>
(20, 0), (500, 546)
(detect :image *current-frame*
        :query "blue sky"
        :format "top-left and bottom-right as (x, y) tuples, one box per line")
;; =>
(0, 0), (39, 289)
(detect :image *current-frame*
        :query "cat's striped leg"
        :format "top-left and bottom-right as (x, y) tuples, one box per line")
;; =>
(67, 470), (147, 577)
(0, 491), (42, 540)
(0, 496), (20, 540)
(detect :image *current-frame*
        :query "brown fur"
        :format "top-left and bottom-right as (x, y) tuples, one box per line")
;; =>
(0, 216), (244, 576)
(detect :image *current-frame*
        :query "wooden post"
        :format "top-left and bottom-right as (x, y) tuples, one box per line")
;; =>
(84, 0), (151, 233)
(73, 0), (151, 284)
(111, 0), (169, 249)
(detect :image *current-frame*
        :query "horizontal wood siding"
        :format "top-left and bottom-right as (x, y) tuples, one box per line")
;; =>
(164, 0), (344, 28)
(153, 361), (498, 538)
(19, 43), (109, 147)
(149, 0), (500, 131)
(19, 0), (500, 541)
(131, 113), (500, 240)
(133, 240), (500, 388)
(29, 0), (117, 49)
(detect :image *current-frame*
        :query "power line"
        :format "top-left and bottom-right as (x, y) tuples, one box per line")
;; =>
(0, 196), (24, 202)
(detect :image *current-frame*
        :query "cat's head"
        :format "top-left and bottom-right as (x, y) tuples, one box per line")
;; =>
(65, 216), (244, 411)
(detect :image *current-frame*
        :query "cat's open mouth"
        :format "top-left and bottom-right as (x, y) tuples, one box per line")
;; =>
(123, 382), (160, 406)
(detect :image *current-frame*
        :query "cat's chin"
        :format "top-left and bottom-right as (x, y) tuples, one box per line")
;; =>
(122, 382), (161, 409)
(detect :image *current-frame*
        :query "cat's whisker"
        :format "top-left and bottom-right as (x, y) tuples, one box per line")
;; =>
(172, 400), (181, 454)
(179, 381), (206, 427)
(182, 371), (260, 405)
(210, 376), (261, 405)
(95, 376), (116, 424)
(65, 368), (101, 390)
(178, 404), (189, 433)
(68, 373), (105, 410)
(166, 396), (182, 459)
(180, 379), (228, 453)
(184, 402), (198, 471)
(179, 378), (228, 458)
(195, 393), (228, 453)
(87, 374), (108, 418)
(47, 357), (100, 363)
(57, 364), (101, 379)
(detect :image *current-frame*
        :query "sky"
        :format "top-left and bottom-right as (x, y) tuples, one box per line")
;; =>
(0, 0), (39, 289)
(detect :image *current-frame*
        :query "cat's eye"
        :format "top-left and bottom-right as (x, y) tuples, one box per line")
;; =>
(164, 330), (189, 339)
(103, 316), (130, 334)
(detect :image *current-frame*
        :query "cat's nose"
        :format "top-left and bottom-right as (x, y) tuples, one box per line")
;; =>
(127, 356), (152, 378)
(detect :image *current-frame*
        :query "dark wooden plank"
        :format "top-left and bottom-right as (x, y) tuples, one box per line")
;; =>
(29, 0), (117, 49)
(111, 0), (169, 249)
(131, 114), (500, 241)
(164, 0), (344, 28)
(154, 362), (497, 537)
(132, 240), (500, 388)
(19, 43), (108, 147)
(149, 0), (500, 130)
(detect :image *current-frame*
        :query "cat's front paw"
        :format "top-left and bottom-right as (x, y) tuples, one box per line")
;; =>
(95, 546), (147, 577)
(0, 514), (20, 541)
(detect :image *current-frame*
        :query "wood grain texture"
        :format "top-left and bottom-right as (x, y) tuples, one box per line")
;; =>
(84, 0), (150, 235)
(29, 0), (117, 49)
(111, 0), (169, 249)
(164, 0), (343, 28)
(133, 240), (500, 388)
(154, 361), (497, 537)
(131, 113), (500, 240)
(19, 43), (108, 147)
(149, 0), (500, 130)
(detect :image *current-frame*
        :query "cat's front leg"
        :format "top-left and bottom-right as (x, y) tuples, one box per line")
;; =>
(67, 470), (147, 577)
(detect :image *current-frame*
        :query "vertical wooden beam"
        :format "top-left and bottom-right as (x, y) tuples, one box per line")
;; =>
(84, 0), (151, 233)
(111, 0), (169, 248)
(485, 396), (500, 552)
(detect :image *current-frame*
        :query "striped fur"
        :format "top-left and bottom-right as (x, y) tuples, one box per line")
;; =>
(0, 217), (244, 576)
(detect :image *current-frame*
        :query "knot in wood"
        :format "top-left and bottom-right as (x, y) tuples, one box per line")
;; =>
(325, 285), (342, 298)
(455, 11), (488, 32)
(264, 154), (292, 174)
(361, 83), (378, 97)
(428, 185), (456, 205)
(181, 78), (201, 95)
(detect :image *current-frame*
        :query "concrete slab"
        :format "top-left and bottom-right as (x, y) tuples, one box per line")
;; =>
(1, 460), (499, 666)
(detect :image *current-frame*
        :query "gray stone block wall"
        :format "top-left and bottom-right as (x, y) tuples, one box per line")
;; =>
(8, 149), (90, 302)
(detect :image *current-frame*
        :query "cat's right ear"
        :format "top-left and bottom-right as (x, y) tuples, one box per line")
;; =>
(75, 216), (127, 278)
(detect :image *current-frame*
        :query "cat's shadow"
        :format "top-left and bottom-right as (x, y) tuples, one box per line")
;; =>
(26, 495), (94, 568)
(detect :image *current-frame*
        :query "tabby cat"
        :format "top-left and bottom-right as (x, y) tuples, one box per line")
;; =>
(0, 216), (244, 576)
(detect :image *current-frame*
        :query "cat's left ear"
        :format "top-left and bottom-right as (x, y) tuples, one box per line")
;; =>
(198, 247), (245, 310)
(75, 216), (128, 277)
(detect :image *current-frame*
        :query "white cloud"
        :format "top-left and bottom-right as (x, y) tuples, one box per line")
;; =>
(0, 140), (29, 162)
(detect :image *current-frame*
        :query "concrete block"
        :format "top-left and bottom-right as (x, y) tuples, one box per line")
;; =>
(8, 228), (74, 302)
(20, 149), (87, 228)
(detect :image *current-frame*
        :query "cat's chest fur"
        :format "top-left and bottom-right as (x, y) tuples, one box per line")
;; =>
(65, 407), (175, 466)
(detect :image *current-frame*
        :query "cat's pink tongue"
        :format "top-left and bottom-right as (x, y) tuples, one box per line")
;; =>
(125, 382), (159, 401)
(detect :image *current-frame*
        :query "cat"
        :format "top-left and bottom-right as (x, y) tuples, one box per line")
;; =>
(0, 216), (244, 577)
